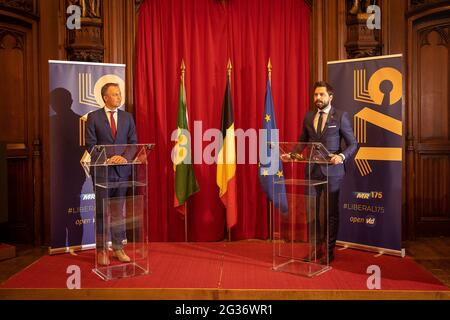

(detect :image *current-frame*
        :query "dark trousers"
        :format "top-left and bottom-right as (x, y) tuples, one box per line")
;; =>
(94, 177), (128, 251)
(309, 166), (343, 257)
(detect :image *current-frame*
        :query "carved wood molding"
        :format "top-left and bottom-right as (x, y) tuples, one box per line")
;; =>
(345, 0), (381, 58)
(407, 0), (450, 16)
(65, 0), (104, 62)
(419, 27), (450, 48)
(0, 0), (38, 19)
(0, 28), (24, 50)
(420, 25), (449, 47)
(345, 0), (381, 59)
(406, 136), (415, 151)
(410, 0), (448, 8)
(0, 0), (33, 13)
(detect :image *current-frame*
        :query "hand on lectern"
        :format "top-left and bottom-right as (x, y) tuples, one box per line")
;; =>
(329, 154), (344, 165)
(106, 155), (128, 164)
(280, 152), (304, 161)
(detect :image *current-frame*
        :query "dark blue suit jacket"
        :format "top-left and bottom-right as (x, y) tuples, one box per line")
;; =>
(85, 108), (138, 179)
(298, 106), (357, 177)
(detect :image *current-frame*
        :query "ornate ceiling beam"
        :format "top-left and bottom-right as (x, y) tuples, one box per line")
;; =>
(65, 0), (103, 62)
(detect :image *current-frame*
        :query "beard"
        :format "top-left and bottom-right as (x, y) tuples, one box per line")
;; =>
(315, 99), (329, 110)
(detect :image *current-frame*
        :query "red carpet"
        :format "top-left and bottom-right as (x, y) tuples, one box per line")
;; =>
(1, 242), (448, 292)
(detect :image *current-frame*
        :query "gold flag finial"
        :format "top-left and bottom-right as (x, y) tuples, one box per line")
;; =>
(227, 59), (232, 78)
(181, 59), (186, 82)
(267, 58), (272, 81)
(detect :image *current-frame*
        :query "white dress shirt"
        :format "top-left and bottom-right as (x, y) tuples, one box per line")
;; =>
(313, 104), (345, 162)
(313, 104), (331, 133)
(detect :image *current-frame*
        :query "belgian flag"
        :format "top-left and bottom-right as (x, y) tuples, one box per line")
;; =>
(216, 62), (237, 230)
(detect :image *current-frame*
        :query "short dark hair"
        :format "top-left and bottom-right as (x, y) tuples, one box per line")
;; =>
(313, 81), (334, 96)
(101, 83), (120, 102)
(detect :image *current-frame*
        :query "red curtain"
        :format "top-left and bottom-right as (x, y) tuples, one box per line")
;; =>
(135, 0), (310, 241)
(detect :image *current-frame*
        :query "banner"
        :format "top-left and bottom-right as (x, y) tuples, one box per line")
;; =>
(328, 55), (404, 255)
(49, 60), (126, 253)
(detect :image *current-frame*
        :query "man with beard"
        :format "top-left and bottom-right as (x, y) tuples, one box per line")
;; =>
(282, 81), (357, 263)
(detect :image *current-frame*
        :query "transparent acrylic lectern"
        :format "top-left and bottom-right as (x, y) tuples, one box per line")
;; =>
(272, 142), (332, 277)
(81, 143), (154, 281)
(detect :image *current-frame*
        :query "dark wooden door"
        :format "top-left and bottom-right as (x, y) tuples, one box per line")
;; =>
(0, 18), (37, 244)
(408, 12), (450, 237)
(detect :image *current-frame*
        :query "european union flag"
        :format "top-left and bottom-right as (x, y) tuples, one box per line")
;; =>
(258, 79), (288, 213)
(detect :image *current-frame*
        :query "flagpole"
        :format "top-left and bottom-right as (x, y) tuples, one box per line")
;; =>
(227, 58), (232, 242)
(181, 58), (186, 88)
(269, 201), (273, 241)
(181, 59), (188, 242)
(267, 58), (273, 241)
(185, 203), (188, 242)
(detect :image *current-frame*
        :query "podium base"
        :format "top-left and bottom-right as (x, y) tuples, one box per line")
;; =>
(93, 262), (150, 281)
(273, 259), (331, 278)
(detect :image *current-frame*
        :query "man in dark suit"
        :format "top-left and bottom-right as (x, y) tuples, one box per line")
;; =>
(283, 81), (357, 263)
(86, 82), (137, 266)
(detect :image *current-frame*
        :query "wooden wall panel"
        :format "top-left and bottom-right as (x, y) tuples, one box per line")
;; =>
(418, 29), (449, 142)
(6, 158), (33, 243)
(0, 28), (27, 144)
(408, 7), (450, 238)
(0, 0), (64, 245)
(39, 0), (66, 246)
(381, 0), (407, 55)
(0, 144), (7, 225)
(103, 0), (138, 114)
(310, 0), (450, 239)
(416, 154), (450, 234)
(311, 0), (347, 86)
(0, 7), (37, 244)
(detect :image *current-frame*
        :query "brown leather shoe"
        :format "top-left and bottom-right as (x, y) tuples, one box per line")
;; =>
(113, 249), (131, 262)
(97, 250), (110, 266)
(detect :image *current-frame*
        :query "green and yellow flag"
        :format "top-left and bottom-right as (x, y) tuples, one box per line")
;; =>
(174, 60), (199, 214)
